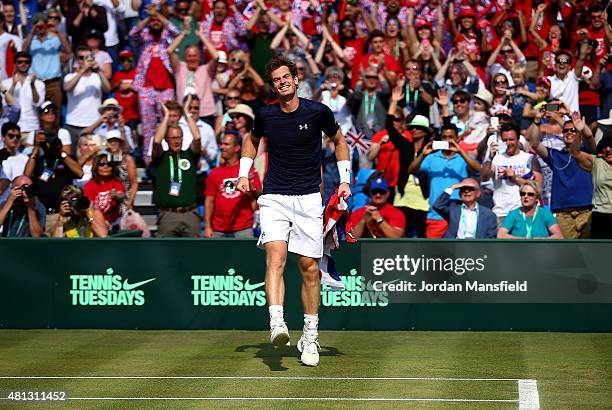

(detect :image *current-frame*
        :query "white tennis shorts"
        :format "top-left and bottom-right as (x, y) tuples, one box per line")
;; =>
(256, 192), (324, 258)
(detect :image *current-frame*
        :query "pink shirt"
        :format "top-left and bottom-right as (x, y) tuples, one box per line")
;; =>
(175, 61), (216, 117)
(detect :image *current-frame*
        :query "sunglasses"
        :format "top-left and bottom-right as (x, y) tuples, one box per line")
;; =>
(392, 116), (403, 122)
(16, 59), (31, 64)
(97, 161), (111, 167)
(48, 15), (61, 20)
(562, 128), (577, 134)
(459, 186), (475, 192)
(556, 57), (570, 64)
(519, 191), (536, 197)
(226, 96), (240, 100)
(500, 49), (513, 55)
(6, 132), (20, 140)
(120, 57), (133, 62)
(452, 98), (468, 104)
(230, 58), (243, 63)
(371, 189), (387, 195)
(495, 79), (508, 84)
(406, 65), (419, 71)
(77, 55), (88, 60)
(365, 75), (378, 79)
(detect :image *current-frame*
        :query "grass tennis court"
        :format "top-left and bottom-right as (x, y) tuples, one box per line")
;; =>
(1, 330), (611, 409)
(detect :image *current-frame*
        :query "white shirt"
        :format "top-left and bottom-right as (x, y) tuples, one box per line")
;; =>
(1, 153), (28, 180)
(26, 128), (72, 146)
(2, 77), (45, 132)
(548, 71), (580, 113)
(490, 150), (535, 218)
(64, 72), (103, 127)
(94, 0), (124, 47)
(94, 123), (135, 149)
(321, 91), (353, 134)
(0, 32), (22, 80)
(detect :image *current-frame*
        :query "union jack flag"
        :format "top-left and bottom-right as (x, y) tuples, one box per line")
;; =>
(345, 127), (371, 157)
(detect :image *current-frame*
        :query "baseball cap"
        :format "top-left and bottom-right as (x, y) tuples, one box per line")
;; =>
(32, 12), (48, 25)
(40, 101), (57, 113)
(119, 49), (134, 59)
(86, 29), (103, 39)
(217, 50), (228, 64)
(369, 177), (389, 192)
(105, 130), (123, 141)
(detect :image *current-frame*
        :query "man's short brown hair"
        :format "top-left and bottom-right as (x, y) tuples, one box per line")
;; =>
(265, 57), (297, 86)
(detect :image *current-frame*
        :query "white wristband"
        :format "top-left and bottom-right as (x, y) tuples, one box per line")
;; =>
(337, 160), (351, 184)
(239, 157), (254, 178)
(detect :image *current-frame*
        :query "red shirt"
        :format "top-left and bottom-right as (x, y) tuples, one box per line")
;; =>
(204, 163), (262, 232)
(83, 179), (126, 224)
(354, 53), (401, 88)
(371, 129), (412, 188)
(579, 62), (600, 106)
(349, 203), (405, 238)
(145, 56), (174, 91)
(112, 69), (139, 121)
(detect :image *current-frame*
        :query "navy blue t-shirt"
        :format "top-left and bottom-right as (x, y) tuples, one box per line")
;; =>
(545, 147), (593, 212)
(253, 98), (339, 195)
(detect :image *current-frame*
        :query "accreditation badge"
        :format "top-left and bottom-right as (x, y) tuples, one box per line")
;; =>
(169, 182), (182, 196)
(178, 158), (191, 171)
(39, 168), (53, 182)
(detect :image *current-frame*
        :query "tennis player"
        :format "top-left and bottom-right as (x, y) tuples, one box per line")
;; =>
(236, 57), (351, 367)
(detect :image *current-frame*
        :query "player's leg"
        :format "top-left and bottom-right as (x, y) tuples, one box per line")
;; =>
(296, 255), (321, 366)
(265, 241), (290, 347)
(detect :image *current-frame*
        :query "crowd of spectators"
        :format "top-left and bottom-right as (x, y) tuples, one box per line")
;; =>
(0, 0), (611, 239)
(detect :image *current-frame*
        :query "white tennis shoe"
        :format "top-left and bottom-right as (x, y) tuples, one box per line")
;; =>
(270, 317), (290, 348)
(297, 332), (320, 366)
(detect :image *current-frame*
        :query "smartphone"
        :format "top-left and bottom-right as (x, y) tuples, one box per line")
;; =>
(112, 152), (122, 163)
(544, 103), (560, 112)
(87, 53), (95, 63)
(490, 116), (500, 129)
(432, 141), (449, 150)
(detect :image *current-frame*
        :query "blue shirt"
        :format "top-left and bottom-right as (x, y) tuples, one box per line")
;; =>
(420, 151), (469, 220)
(545, 147), (593, 212)
(501, 206), (557, 238)
(0, 200), (46, 237)
(30, 35), (62, 81)
(253, 98), (339, 196)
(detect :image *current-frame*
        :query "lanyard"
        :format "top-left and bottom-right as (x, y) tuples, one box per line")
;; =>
(169, 154), (182, 184)
(459, 204), (479, 238)
(7, 210), (26, 237)
(43, 158), (59, 172)
(187, 71), (195, 87)
(521, 206), (539, 239)
(405, 85), (419, 108)
(363, 92), (377, 118)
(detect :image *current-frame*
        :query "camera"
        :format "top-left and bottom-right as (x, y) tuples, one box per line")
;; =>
(69, 196), (91, 213)
(20, 184), (37, 197)
(544, 103), (560, 112)
(87, 53), (95, 63)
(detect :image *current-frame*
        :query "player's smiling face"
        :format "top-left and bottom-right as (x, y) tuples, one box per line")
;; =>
(271, 66), (298, 98)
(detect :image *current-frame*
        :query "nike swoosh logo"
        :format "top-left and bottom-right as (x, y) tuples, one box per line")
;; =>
(123, 278), (156, 291)
(243, 280), (265, 291)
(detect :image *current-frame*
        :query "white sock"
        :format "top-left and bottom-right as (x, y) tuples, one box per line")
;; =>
(304, 314), (319, 333)
(269, 305), (284, 322)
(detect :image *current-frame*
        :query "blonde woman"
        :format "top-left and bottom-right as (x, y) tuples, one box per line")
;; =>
(73, 134), (102, 187)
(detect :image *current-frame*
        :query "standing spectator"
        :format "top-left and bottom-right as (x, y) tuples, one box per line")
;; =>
(169, 20), (219, 126)
(23, 130), (84, 233)
(547, 46), (588, 113)
(350, 66), (389, 140)
(85, 29), (113, 80)
(1, 2), (24, 39)
(130, 6), (180, 161)
(349, 177), (405, 239)
(84, 153), (126, 230)
(201, 0), (247, 54)
(316, 67), (353, 134)
(408, 122), (481, 238)
(0, 122), (28, 181)
(354, 29), (401, 87)
(486, 33), (527, 87)
(528, 110), (595, 239)
(204, 132), (261, 238)
(397, 59), (435, 118)
(588, 137), (612, 239)
(245, 4), (276, 78)
(83, 98), (135, 149)
(94, 0), (124, 64)
(481, 123), (542, 223)
(63, 46), (112, 153)
(66, 0), (108, 49)
(214, 88), (241, 136)
(498, 180), (563, 239)
(0, 175), (45, 237)
(433, 178), (497, 239)
(169, 0), (198, 60)
(151, 98), (201, 237)
(23, 12), (70, 125)
(111, 50), (139, 132)
(0, 10), (21, 80)
(0, 81), (19, 137)
(25, 102), (72, 155)
(2, 51), (44, 136)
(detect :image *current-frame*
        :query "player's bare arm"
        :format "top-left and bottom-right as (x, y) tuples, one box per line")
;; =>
(328, 128), (352, 198)
(237, 132), (261, 193)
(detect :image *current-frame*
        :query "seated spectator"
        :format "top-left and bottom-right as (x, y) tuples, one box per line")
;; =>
(24, 130), (84, 233)
(433, 178), (497, 239)
(25, 102), (71, 155)
(0, 176), (45, 237)
(408, 122), (481, 238)
(50, 184), (107, 238)
(349, 177), (405, 239)
(83, 153), (126, 231)
(498, 181), (563, 239)
(1, 122), (27, 182)
(74, 134), (102, 187)
(83, 98), (135, 149)
(104, 131), (138, 212)
(215, 88), (241, 136)
(63, 46), (112, 152)
(204, 132), (261, 238)
(151, 98), (201, 237)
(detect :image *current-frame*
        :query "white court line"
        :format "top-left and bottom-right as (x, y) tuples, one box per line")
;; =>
(2, 397), (518, 403)
(0, 376), (522, 381)
(518, 379), (540, 409)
